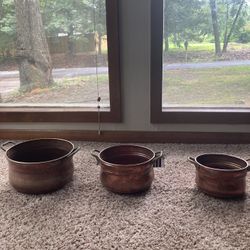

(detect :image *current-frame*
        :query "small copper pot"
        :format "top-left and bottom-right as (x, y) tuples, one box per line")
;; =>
(91, 145), (163, 194)
(1, 138), (80, 194)
(188, 154), (250, 198)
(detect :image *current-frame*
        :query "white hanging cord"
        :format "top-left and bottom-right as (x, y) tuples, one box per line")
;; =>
(92, 0), (101, 135)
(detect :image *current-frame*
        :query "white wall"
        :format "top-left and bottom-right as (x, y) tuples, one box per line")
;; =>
(1, 0), (250, 133)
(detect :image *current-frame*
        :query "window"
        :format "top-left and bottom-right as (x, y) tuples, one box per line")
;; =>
(151, 0), (250, 124)
(0, 0), (121, 122)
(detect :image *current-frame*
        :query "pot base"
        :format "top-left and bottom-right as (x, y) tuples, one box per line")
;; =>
(104, 185), (151, 195)
(10, 181), (72, 195)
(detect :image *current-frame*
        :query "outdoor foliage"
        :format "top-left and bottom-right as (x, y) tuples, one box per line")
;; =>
(0, 0), (249, 57)
(163, 0), (250, 54)
(0, 0), (106, 56)
(0, 0), (15, 57)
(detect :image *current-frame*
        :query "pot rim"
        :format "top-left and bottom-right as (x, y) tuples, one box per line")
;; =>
(98, 144), (156, 167)
(5, 138), (75, 165)
(193, 153), (249, 172)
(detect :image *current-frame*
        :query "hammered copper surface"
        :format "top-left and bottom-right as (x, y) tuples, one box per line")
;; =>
(1, 139), (80, 194)
(91, 145), (163, 194)
(188, 154), (249, 198)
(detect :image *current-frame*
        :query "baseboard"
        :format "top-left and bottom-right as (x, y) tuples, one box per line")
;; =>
(0, 130), (250, 144)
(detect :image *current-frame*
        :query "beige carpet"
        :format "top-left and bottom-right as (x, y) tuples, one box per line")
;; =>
(0, 141), (249, 250)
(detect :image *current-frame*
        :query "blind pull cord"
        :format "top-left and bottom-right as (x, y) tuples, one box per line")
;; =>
(93, 0), (101, 135)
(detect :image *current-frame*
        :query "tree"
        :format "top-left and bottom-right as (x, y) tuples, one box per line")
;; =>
(209, 0), (222, 56)
(0, 0), (3, 19)
(41, 0), (92, 57)
(14, 0), (53, 89)
(163, 0), (209, 52)
(163, 0), (249, 56)
(93, 0), (106, 55)
(0, 0), (16, 57)
(222, 0), (246, 52)
(163, 1), (170, 52)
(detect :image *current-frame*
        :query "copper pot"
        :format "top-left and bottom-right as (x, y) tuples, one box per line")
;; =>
(188, 154), (250, 198)
(1, 138), (80, 194)
(91, 145), (163, 194)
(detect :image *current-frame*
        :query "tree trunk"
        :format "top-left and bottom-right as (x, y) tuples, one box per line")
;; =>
(0, 0), (3, 20)
(164, 0), (169, 53)
(164, 35), (169, 52)
(222, 0), (245, 53)
(14, 0), (53, 90)
(209, 0), (221, 56)
(173, 32), (178, 46)
(67, 24), (75, 58)
(222, 2), (229, 53)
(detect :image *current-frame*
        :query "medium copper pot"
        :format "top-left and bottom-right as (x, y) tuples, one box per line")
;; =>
(188, 154), (250, 198)
(1, 138), (80, 194)
(91, 145), (163, 194)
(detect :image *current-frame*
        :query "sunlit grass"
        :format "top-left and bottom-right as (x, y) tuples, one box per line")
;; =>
(228, 42), (250, 50)
(168, 42), (214, 52)
(167, 42), (250, 53)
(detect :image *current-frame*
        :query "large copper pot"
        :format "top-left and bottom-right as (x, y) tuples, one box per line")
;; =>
(1, 138), (80, 194)
(188, 154), (250, 198)
(91, 145), (163, 194)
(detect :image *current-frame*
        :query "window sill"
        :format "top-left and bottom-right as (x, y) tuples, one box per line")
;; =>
(151, 107), (250, 124)
(0, 106), (121, 123)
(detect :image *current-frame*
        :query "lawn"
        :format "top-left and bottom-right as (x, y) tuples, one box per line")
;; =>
(163, 65), (250, 107)
(3, 74), (110, 104)
(2, 40), (250, 107)
(164, 42), (250, 64)
(168, 42), (215, 53)
(3, 66), (250, 107)
(167, 42), (250, 53)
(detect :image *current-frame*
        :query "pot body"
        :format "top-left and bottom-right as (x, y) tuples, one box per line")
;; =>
(92, 145), (162, 194)
(195, 165), (247, 198)
(2, 138), (79, 194)
(100, 162), (155, 194)
(8, 157), (74, 194)
(189, 154), (249, 198)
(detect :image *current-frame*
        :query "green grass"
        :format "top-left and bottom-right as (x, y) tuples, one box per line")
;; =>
(55, 74), (108, 87)
(163, 65), (250, 106)
(167, 42), (250, 53)
(168, 42), (214, 52)
(3, 74), (109, 103)
(228, 42), (250, 50)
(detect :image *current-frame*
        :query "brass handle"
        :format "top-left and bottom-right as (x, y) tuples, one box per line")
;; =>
(188, 157), (201, 170)
(1, 141), (16, 152)
(246, 159), (250, 171)
(91, 149), (101, 165)
(188, 157), (196, 165)
(67, 147), (81, 158)
(153, 151), (163, 167)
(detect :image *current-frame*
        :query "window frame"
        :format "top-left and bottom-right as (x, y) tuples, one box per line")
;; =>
(151, 0), (250, 124)
(0, 0), (121, 123)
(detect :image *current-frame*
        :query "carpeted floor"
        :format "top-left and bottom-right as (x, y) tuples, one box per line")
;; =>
(0, 141), (249, 250)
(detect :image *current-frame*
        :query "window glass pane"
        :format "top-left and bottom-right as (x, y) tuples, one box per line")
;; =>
(163, 0), (250, 108)
(0, 0), (109, 107)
